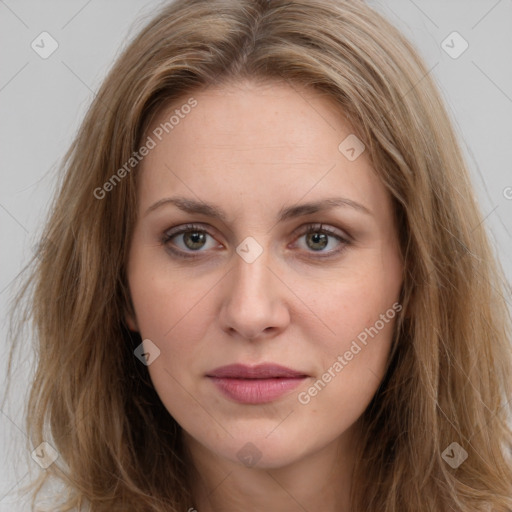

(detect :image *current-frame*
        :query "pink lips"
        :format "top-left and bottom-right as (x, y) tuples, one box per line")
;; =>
(207, 363), (308, 404)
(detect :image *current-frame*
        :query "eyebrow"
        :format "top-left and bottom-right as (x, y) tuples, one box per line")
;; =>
(144, 195), (372, 221)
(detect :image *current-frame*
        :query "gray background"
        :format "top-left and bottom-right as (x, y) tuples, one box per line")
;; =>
(1, 0), (511, 509)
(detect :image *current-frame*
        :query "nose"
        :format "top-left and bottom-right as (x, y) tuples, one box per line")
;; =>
(218, 246), (290, 341)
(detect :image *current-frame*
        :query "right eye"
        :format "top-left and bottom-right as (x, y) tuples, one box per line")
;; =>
(161, 223), (222, 258)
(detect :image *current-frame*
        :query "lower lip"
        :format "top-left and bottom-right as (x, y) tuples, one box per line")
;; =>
(208, 376), (307, 404)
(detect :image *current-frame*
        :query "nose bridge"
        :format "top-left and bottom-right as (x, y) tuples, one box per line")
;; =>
(219, 236), (288, 339)
(231, 238), (273, 303)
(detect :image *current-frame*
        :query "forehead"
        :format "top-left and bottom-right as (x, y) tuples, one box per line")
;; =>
(136, 79), (389, 223)
(145, 78), (353, 157)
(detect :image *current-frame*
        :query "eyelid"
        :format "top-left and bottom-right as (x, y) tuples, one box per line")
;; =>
(161, 222), (352, 258)
(292, 222), (351, 242)
(288, 223), (351, 258)
(163, 222), (216, 240)
(162, 222), (221, 250)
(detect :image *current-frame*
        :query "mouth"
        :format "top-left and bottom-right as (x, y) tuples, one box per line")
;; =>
(206, 363), (309, 404)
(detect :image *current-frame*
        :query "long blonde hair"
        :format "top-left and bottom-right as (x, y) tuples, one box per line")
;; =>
(7, 0), (512, 510)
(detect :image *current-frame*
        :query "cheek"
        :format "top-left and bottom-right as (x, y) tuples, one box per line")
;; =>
(299, 291), (398, 421)
(129, 271), (212, 419)
(128, 251), (218, 340)
(127, 262), (218, 410)
(308, 263), (401, 384)
(313, 271), (400, 341)
(130, 282), (214, 377)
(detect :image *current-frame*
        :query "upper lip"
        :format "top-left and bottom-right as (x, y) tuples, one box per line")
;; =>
(207, 363), (308, 379)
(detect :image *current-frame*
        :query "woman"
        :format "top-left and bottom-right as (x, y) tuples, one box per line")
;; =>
(8, 0), (512, 510)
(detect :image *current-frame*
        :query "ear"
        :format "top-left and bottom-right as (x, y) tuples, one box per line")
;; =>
(125, 313), (139, 332)
(122, 282), (140, 331)
(124, 297), (139, 332)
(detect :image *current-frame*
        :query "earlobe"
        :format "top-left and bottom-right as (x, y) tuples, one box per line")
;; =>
(123, 289), (139, 331)
(125, 312), (139, 332)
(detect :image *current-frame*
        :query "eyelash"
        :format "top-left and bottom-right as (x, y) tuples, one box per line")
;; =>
(160, 223), (351, 260)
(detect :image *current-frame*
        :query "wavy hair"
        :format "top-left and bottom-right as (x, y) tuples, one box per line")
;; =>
(7, 0), (512, 510)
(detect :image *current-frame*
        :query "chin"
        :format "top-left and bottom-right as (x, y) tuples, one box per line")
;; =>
(215, 432), (313, 470)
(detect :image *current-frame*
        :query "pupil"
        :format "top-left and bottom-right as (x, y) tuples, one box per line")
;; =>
(184, 231), (205, 250)
(307, 232), (327, 250)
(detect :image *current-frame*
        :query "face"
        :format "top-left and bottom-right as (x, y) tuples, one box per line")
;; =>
(126, 79), (403, 470)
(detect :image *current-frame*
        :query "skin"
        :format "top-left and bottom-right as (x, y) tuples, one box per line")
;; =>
(126, 79), (403, 511)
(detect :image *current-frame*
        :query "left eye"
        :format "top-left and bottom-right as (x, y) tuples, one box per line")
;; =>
(162, 224), (219, 253)
(293, 224), (347, 253)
